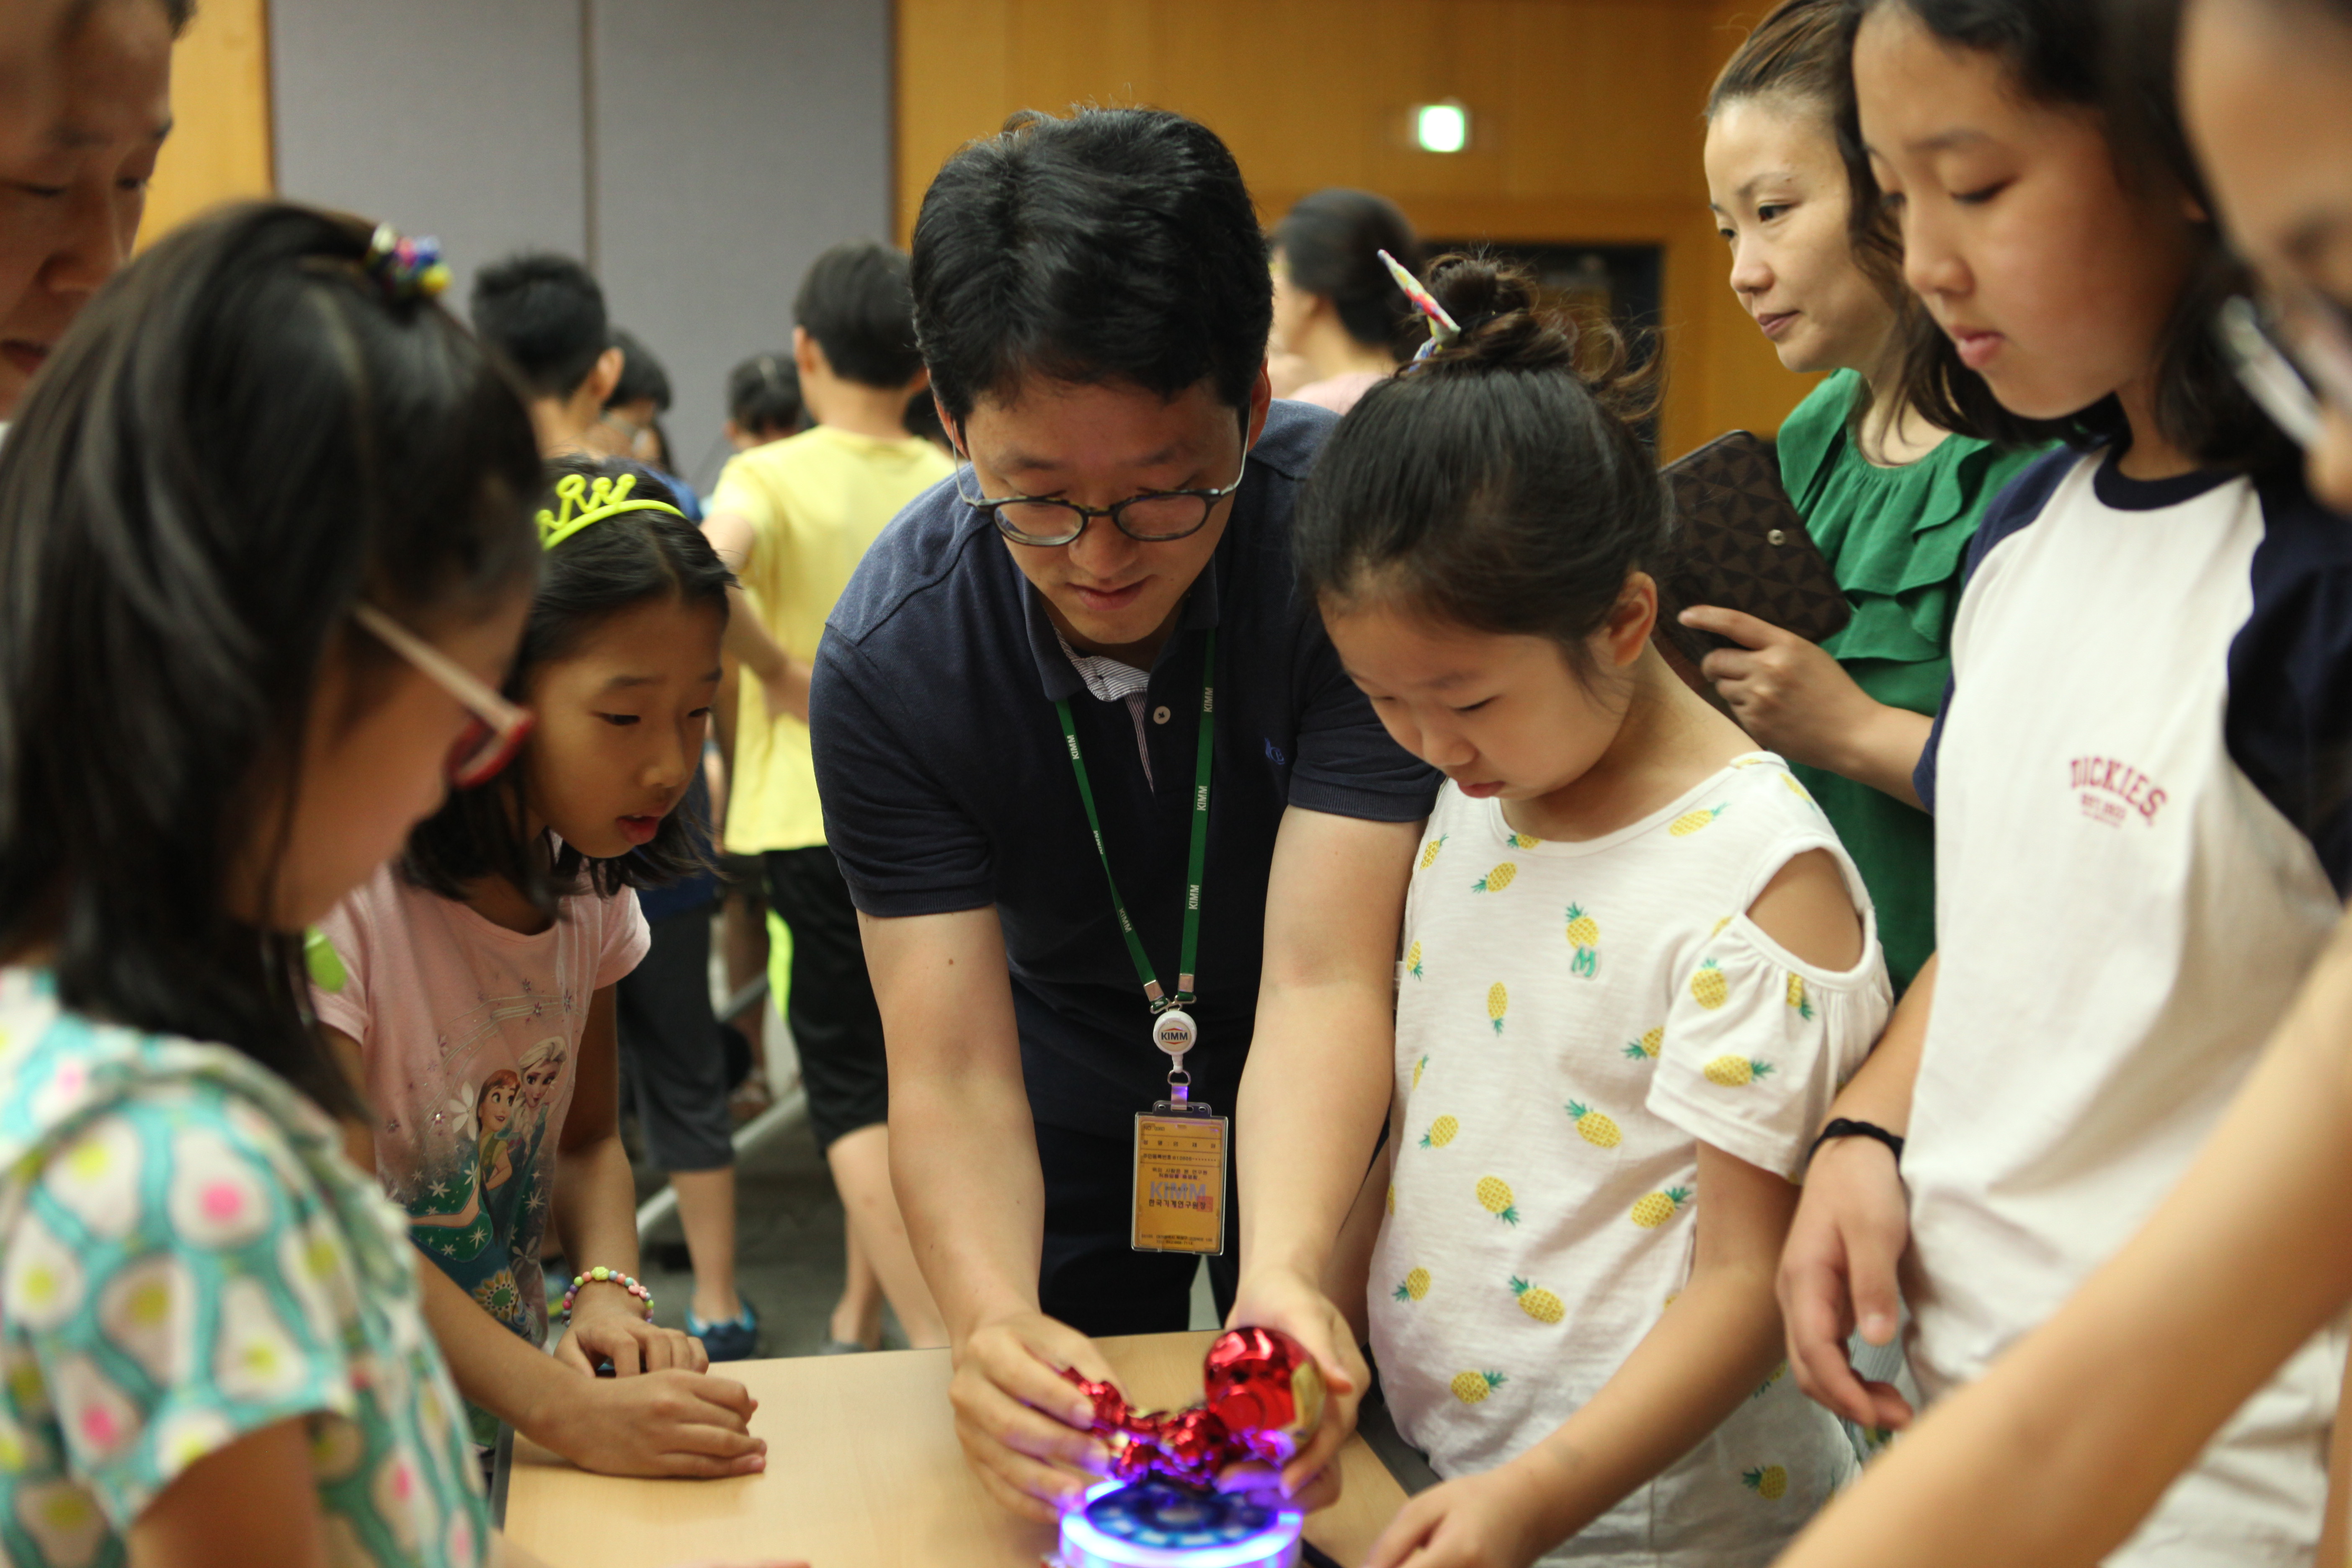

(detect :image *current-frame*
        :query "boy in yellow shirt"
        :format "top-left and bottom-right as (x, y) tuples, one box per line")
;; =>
(703, 241), (951, 1351)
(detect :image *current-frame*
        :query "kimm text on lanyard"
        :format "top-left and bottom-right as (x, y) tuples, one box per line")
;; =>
(1054, 629), (1227, 1255)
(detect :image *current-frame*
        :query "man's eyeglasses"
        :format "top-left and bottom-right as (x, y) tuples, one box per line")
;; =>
(952, 413), (1252, 548)
(2217, 287), (2352, 450)
(350, 603), (534, 788)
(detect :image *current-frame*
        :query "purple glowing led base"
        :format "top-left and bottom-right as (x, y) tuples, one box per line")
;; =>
(1052, 1479), (1305, 1568)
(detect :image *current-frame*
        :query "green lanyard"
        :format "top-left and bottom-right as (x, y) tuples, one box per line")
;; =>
(1054, 629), (1217, 1017)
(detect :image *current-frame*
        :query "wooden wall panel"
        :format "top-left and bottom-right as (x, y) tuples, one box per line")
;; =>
(142, 0), (274, 247)
(896, 0), (1822, 454)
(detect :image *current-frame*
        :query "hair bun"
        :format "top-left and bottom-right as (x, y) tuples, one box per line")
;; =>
(1416, 252), (1656, 423)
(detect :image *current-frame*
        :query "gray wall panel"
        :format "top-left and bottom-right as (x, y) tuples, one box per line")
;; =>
(591, 0), (894, 489)
(269, 0), (589, 302)
(268, 0), (895, 487)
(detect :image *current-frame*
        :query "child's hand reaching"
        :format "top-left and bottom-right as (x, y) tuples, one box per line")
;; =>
(560, 1287), (710, 1376)
(541, 1368), (768, 1479)
(1362, 1463), (1556, 1568)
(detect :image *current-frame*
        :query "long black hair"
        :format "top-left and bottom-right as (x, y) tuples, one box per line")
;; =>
(1852, 0), (2293, 469)
(0, 202), (543, 1115)
(1295, 254), (1668, 685)
(401, 456), (732, 913)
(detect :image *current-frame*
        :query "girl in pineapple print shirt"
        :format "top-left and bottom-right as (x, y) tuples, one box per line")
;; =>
(1290, 255), (1890, 1568)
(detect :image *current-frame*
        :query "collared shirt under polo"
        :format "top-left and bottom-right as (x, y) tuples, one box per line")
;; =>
(810, 400), (1441, 1136)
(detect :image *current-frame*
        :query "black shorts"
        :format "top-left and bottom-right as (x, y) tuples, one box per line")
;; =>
(615, 905), (736, 1172)
(763, 846), (890, 1152)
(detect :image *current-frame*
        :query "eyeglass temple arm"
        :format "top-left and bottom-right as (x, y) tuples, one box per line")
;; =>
(349, 603), (530, 730)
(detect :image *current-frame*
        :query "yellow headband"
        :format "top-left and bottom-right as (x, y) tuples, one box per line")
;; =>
(535, 472), (686, 552)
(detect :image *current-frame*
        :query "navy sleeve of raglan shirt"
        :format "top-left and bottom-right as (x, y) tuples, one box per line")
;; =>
(1914, 449), (2082, 815)
(1915, 449), (2352, 895)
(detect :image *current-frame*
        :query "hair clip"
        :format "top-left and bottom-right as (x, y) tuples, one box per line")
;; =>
(536, 471), (687, 552)
(1379, 249), (1460, 362)
(362, 222), (451, 304)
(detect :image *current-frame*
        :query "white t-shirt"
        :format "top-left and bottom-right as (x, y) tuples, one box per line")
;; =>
(1372, 756), (1890, 1567)
(1910, 449), (2352, 1566)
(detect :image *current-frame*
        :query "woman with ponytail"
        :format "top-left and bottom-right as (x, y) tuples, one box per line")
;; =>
(1289, 255), (1890, 1568)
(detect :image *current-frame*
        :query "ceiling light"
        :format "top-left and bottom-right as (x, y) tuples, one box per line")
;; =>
(1412, 101), (1469, 154)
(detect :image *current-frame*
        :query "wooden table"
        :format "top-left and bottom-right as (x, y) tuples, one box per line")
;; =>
(503, 1331), (1408, 1567)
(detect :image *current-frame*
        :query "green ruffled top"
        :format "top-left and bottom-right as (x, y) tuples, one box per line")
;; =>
(1776, 370), (2048, 990)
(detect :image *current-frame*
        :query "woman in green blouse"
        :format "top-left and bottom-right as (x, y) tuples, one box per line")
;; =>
(1693, 0), (2043, 992)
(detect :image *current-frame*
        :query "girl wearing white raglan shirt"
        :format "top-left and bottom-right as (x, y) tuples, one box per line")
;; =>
(1778, 3), (2352, 1566)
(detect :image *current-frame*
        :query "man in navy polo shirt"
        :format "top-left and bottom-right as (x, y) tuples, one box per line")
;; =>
(809, 107), (1439, 1520)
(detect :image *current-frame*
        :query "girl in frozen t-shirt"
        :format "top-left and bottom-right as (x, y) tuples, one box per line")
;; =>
(317, 456), (769, 1478)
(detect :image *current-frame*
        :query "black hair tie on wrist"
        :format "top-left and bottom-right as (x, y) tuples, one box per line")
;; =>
(1806, 1117), (1904, 1174)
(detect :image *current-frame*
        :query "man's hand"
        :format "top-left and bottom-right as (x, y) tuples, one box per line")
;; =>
(949, 1311), (1121, 1523)
(1225, 1265), (1365, 1511)
(1778, 1136), (1915, 1431)
(559, 1286), (710, 1376)
(1363, 1462), (1555, 1568)
(538, 1369), (767, 1479)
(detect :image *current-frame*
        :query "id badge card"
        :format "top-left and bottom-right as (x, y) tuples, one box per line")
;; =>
(1132, 1104), (1228, 1256)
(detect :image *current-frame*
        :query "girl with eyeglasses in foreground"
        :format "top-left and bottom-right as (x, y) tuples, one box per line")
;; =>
(0, 201), (536, 1568)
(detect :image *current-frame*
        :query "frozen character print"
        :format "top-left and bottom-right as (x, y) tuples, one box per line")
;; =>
(516, 1037), (568, 1141)
(409, 1069), (533, 1335)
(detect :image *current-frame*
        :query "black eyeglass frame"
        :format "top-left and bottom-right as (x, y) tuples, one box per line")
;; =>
(951, 409), (1253, 547)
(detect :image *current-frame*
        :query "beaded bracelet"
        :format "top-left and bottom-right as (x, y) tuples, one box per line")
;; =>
(560, 1266), (654, 1320)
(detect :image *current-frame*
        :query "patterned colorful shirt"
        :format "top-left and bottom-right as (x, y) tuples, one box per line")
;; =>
(0, 969), (485, 1568)
(1372, 756), (1890, 1566)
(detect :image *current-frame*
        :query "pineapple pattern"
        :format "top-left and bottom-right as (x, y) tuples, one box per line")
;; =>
(1703, 1055), (1774, 1087)
(1566, 1101), (1621, 1148)
(1509, 1276), (1564, 1324)
(1475, 1175), (1520, 1225)
(1669, 802), (1729, 837)
(1449, 1370), (1506, 1405)
(1372, 754), (1872, 1537)
(1564, 903), (1600, 979)
(1631, 1186), (1691, 1228)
